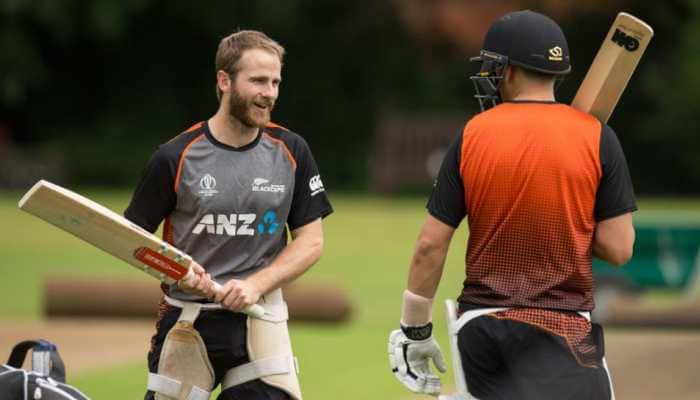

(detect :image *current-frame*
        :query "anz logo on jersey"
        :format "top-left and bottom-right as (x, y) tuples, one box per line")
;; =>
(257, 210), (280, 235)
(192, 211), (280, 236)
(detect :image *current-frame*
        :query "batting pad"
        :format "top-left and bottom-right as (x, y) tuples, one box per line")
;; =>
(150, 320), (214, 400)
(222, 288), (302, 399)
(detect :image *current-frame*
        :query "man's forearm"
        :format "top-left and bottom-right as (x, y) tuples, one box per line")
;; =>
(406, 216), (455, 298)
(407, 239), (450, 299)
(247, 219), (324, 294)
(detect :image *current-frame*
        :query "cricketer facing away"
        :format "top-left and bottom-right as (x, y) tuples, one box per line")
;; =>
(124, 30), (332, 400)
(388, 10), (636, 400)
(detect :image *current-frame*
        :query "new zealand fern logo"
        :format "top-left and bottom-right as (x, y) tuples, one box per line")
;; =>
(257, 210), (280, 235)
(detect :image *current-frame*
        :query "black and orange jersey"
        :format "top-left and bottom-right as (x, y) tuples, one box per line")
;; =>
(428, 101), (636, 311)
(124, 121), (333, 300)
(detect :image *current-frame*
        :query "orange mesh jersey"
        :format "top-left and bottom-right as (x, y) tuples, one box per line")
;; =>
(428, 101), (636, 312)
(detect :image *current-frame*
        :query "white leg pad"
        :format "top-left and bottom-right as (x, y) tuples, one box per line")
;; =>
(221, 288), (302, 399)
(222, 355), (294, 388)
(151, 301), (215, 400)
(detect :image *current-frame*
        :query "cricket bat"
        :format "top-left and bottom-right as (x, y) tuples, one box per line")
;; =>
(18, 179), (265, 318)
(571, 12), (654, 123)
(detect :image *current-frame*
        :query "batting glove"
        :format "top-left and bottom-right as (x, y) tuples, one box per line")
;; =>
(388, 323), (447, 396)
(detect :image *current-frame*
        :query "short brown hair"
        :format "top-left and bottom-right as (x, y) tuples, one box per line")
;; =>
(215, 30), (285, 99)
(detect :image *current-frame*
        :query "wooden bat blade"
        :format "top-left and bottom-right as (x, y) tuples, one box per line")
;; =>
(19, 179), (192, 283)
(571, 12), (654, 123)
(19, 180), (266, 319)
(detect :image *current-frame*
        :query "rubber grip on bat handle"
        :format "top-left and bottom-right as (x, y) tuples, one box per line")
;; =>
(210, 281), (266, 319)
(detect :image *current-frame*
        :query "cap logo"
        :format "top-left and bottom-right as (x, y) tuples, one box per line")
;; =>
(548, 46), (563, 61)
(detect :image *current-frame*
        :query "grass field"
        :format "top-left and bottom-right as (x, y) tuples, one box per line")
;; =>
(1, 189), (700, 399)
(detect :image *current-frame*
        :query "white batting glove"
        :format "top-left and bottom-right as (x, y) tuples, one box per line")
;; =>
(388, 323), (447, 396)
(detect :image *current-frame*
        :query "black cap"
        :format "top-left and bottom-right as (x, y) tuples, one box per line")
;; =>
(478, 10), (571, 75)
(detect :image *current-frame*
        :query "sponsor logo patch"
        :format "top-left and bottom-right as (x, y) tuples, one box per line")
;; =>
(198, 174), (219, 197)
(610, 28), (640, 51)
(192, 214), (256, 236)
(133, 247), (188, 279)
(257, 210), (280, 235)
(252, 177), (285, 193)
(548, 46), (563, 61)
(191, 212), (283, 237)
(309, 175), (325, 196)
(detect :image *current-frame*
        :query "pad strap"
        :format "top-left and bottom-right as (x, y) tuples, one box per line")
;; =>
(147, 372), (211, 400)
(147, 373), (180, 397)
(187, 386), (212, 400)
(221, 356), (296, 390)
(452, 307), (509, 334)
(164, 296), (289, 322)
(454, 307), (592, 334)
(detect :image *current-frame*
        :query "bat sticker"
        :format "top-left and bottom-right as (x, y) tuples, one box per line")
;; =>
(134, 247), (189, 279)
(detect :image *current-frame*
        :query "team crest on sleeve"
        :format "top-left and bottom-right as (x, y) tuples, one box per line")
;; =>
(309, 175), (325, 196)
(198, 174), (219, 197)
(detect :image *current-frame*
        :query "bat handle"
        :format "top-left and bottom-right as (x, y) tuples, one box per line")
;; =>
(210, 281), (267, 319)
(243, 303), (267, 319)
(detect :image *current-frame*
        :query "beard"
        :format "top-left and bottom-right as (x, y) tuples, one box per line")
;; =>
(228, 90), (274, 128)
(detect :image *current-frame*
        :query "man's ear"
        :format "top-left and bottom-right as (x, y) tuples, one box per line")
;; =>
(217, 70), (231, 94)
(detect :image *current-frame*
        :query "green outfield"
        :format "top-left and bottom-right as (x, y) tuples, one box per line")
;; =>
(1, 190), (700, 399)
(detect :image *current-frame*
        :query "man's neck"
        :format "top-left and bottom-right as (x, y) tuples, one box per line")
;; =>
(501, 76), (556, 102)
(504, 86), (555, 102)
(208, 108), (260, 148)
(509, 93), (556, 102)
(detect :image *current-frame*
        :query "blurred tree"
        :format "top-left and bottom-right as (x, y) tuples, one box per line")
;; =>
(0, 0), (697, 193)
(629, 0), (700, 193)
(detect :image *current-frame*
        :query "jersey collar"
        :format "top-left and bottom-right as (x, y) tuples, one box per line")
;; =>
(204, 121), (262, 152)
(504, 100), (559, 104)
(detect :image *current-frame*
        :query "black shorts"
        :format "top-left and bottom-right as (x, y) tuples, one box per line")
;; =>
(458, 312), (612, 400)
(144, 303), (290, 400)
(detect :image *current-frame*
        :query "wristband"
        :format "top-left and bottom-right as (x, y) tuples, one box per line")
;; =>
(400, 289), (433, 326)
(401, 322), (433, 341)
